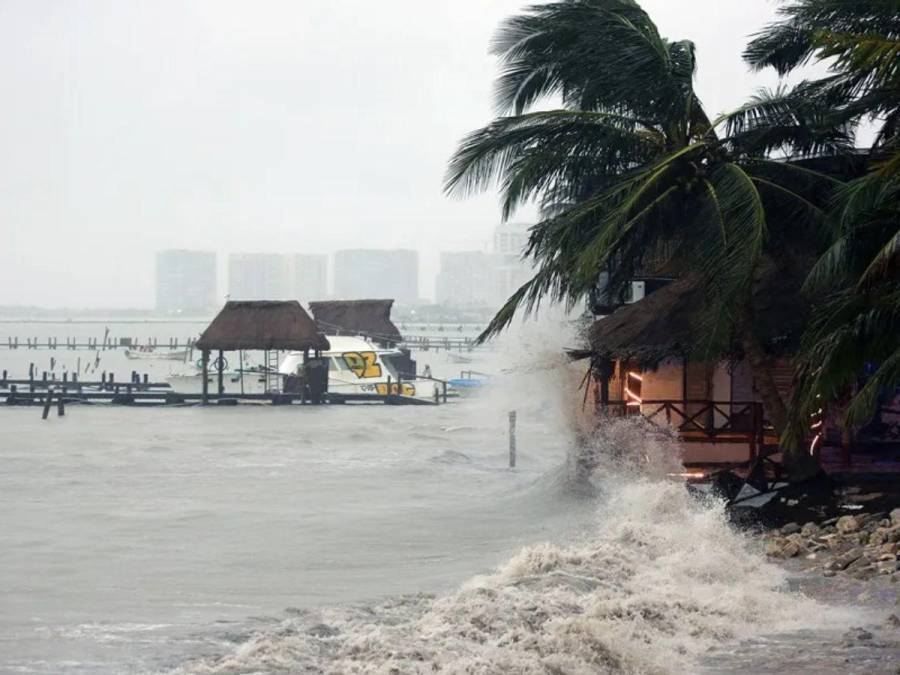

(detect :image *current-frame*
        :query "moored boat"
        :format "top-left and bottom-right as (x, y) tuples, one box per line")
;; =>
(125, 347), (190, 361)
(278, 335), (444, 401)
(165, 335), (447, 401)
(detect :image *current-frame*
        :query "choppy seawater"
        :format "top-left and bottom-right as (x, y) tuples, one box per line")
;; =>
(1, 321), (898, 673)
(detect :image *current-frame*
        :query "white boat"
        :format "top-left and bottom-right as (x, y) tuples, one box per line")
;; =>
(278, 335), (443, 401)
(166, 336), (444, 401)
(125, 347), (190, 361)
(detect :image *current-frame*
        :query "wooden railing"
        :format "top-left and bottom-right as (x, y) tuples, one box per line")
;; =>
(600, 399), (769, 459)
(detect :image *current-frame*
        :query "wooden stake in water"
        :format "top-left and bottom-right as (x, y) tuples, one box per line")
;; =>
(42, 388), (54, 420)
(508, 410), (517, 468)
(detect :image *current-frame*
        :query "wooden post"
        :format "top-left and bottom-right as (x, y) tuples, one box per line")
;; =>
(750, 402), (761, 461)
(217, 350), (225, 395)
(42, 389), (53, 420)
(442, 381), (447, 403)
(201, 350), (210, 404)
(598, 358), (612, 408)
(508, 411), (517, 468)
(57, 392), (65, 416)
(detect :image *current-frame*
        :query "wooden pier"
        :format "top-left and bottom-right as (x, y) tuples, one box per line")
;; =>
(3, 388), (435, 407)
(0, 334), (492, 353)
(1, 336), (197, 350)
(0, 371), (439, 407)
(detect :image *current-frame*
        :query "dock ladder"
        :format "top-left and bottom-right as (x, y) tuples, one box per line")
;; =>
(264, 350), (282, 394)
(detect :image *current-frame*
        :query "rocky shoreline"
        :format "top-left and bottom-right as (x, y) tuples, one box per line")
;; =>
(764, 506), (900, 584)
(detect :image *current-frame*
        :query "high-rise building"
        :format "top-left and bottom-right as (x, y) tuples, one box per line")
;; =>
(155, 249), (217, 314)
(435, 251), (494, 307)
(228, 253), (289, 300)
(493, 223), (532, 304)
(291, 254), (328, 302)
(333, 249), (418, 303)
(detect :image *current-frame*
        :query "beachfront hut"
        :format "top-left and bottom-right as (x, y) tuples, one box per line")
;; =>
(309, 299), (403, 345)
(579, 252), (810, 465)
(195, 301), (330, 403)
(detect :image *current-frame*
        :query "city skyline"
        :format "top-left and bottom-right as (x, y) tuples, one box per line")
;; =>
(151, 223), (531, 312)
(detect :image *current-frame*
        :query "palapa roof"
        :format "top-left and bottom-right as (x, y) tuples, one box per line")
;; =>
(308, 299), (403, 343)
(582, 250), (812, 367)
(196, 301), (330, 352)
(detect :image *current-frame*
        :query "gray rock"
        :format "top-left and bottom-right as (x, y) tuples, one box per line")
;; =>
(781, 522), (801, 535)
(837, 515), (859, 534)
(887, 525), (900, 543)
(891, 508), (900, 527)
(876, 560), (900, 575)
(830, 548), (864, 570)
(800, 522), (820, 537)
(780, 541), (801, 558)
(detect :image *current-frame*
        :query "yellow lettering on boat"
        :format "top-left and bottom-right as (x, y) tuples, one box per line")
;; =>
(375, 383), (416, 396)
(343, 352), (382, 378)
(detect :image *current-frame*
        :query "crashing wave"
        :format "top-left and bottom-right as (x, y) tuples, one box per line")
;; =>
(173, 419), (848, 675)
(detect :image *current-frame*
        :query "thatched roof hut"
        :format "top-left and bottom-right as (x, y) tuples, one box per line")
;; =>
(583, 251), (811, 368)
(308, 299), (402, 343)
(196, 301), (330, 352)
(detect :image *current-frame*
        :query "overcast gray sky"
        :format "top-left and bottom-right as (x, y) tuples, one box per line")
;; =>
(0, 0), (791, 308)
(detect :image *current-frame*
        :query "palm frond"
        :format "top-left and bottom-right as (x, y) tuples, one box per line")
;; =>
(845, 346), (900, 425)
(444, 110), (655, 204)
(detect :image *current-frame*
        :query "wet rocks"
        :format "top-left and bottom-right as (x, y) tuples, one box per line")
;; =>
(800, 522), (820, 537)
(836, 515), (859, 534)
(781, 522), (801, 535)
(764, 508), (900, 583)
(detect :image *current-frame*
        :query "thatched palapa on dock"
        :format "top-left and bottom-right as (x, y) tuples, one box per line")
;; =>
(196, 301), (330, 352)
(309, 299), (402, 343)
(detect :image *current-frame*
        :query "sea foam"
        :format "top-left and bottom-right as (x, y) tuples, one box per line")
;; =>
(174, 419), (848, 675)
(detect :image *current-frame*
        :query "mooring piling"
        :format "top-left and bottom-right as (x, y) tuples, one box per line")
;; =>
(42, 389), (53, 420)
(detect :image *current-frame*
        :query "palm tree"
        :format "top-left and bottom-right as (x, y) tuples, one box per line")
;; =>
(445, 0), (846, 472)
(744, 0), (900, 170)
(745, 0), (900, 438)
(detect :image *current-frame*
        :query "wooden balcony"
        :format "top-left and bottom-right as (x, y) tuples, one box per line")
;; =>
(600, 399), (776, 465)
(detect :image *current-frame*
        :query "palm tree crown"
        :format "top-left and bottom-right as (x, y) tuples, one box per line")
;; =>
(446, 0), (844, 354)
